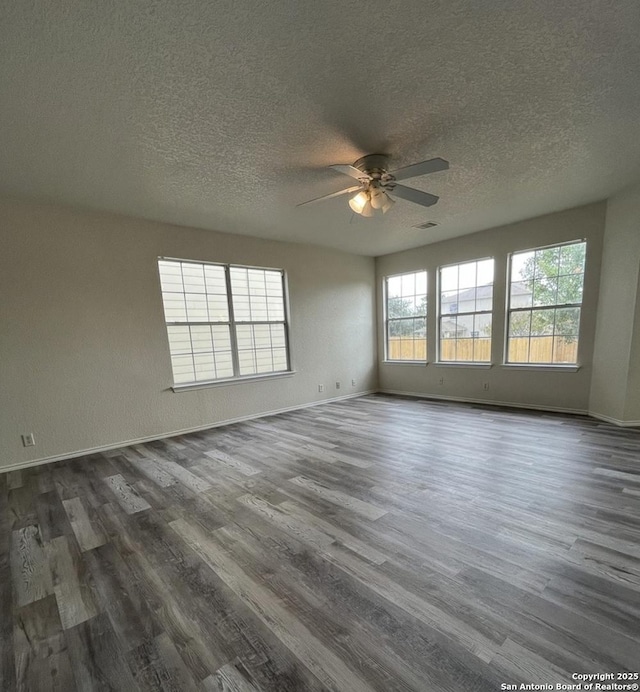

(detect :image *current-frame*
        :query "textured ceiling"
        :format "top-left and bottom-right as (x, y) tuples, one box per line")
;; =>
(2, 1), (640, 256)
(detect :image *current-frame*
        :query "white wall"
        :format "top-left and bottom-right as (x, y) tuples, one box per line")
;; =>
(375, 203), (607, 413)
(590, 182), (640, 424)
(0, 198), (377, 470)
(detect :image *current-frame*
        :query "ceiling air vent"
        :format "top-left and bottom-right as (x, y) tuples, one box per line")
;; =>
(412, 221), (439, 230)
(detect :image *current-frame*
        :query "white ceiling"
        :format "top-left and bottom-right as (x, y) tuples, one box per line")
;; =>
(2, 1), (640, 256)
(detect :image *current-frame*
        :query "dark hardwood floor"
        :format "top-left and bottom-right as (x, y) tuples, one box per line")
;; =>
(2, 394), (640, 691)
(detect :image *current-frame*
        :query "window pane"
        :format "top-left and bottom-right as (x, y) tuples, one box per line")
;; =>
(508, 311), (532, 337)
(554, 307), (580, 336)
(267, 296), (285, 322)
(272, 348), (288, 371)
(238, 350), (256, 376)
(400, 273), (415, 297)
(215, 352), (234, 379)
(510, 280), (532, 308)
(207, 295), (229, 322)
(438, 258), (493, 363)
(181, 263), (206, 293)
(530, 309), (554, 336)
(508, 337), (530, 363)
(193, 353), (216, 381)
(474, 313), (492, 338)
(511, 251), (534, 282)
(162, 293), (187, 321)
(185, 294), (208, 321)
(159, 259), (289, 384)
(387, 317), (426, 361)
(534, 247), (560, 279)
(385, 271), (427, 361)
(253, 324), (272, 348)
(532, 276), (558, 306)
(477, 259), (494, 287)
(158, 261), (184, 292)
(458, 287), (476, 313)
(507, 241), (584, 364)
(167, 326), (191, 355)
(233, 295), (251, 321)
(270, 324), (286, 348)
(190, 325), (213, 353)
(204, 265), (227, 294)
(387, 275), (402, 299)
(441, 291), (459, 315)
(529, 337), (554, 363)
(557, 274), (583, 304)
(230, 267), (249, 295)
(440, 265), (458, 292)
(171, 355), (195, 384)
(559, 242), (586, 275)
(457, 262), (477, 289)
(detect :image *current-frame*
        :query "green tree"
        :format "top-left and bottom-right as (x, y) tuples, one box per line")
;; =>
(513, 243), (585, 339)
(388, 296), (427, 337)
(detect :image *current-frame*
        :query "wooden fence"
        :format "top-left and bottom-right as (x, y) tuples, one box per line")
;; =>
(388, 337), (577, 363)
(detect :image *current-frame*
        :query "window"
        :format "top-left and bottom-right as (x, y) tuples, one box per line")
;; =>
(385, 271), (427, 361)
(158, 259), (290, 385)
(507, 240), (585, 364)
(439, 258), (494, 362)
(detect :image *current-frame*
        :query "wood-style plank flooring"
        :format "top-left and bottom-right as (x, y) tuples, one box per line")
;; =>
(2, 394), (640, 691)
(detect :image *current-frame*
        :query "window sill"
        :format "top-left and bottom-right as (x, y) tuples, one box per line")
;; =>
(382, 360), (428, 366)
(500, 364), (581, 372)
(171, 370), (296, 392)
(435, 362), (493, 368)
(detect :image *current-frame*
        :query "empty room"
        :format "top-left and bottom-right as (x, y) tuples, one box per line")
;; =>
(1, 1), (640, 691)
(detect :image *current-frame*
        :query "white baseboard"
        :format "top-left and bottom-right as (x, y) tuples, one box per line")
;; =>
(0, 390), (376, 475)
(587, 411), (640, 428)
(378, 388), (589, 417)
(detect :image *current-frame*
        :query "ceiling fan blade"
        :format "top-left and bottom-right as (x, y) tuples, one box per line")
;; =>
(390, 157), (449, 181)
(389, 184), (439, 208)
(297, 185), (362, 207)
(329, 164), (372, 182)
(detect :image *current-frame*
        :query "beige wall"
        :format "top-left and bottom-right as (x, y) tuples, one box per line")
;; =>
(376, 203), (607, 413)
(590, 182), (640, 424)
(0, 198), (377, 470)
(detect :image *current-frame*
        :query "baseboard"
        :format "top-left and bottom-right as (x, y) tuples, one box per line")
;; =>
(0, 390), (376, 475)
(587, 411), (640, 428)
(377, 388), (589, 417)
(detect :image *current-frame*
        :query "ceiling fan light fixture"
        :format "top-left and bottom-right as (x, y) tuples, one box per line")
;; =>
(369, 188), (385, 210)
(349, 190), (369, 214)
(360, 199), (375, 217)
(380, 193), (395, 214)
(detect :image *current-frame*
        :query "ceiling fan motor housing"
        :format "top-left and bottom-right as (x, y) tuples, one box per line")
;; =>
(353, 154), (391, 179)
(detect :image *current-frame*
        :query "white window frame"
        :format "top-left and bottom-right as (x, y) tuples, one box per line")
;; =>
(437, 257), (495, 364)
(158, 257), (292, 387)
(383, 270), (428, 364)
(505, 239), (586, 366)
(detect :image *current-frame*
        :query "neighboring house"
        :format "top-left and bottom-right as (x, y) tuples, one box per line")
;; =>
(440, 283), (532, 337)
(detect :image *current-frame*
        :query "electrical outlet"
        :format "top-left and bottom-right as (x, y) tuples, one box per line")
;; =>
(483, 382), (490, 391)
(21, 433), (35, 447)
(336, 381), (341, 389)
(351, 378), (356, 387)
(438, 377), (444, 385)
(318, 384), (324, 393)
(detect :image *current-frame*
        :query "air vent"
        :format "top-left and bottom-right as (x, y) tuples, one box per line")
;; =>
(412, 221), (439, 230)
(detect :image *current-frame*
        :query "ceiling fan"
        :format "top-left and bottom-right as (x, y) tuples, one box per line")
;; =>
(298, 154), (449, 217)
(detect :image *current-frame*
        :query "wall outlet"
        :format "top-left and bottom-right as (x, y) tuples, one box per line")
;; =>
(351, 378), (356, 387)
(21, 433), (35, 447)
(438, 377), (444, 385)
(336, 381), (341, 389)
(483, 382), (490, 391)
(318, 384), (325, 393)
